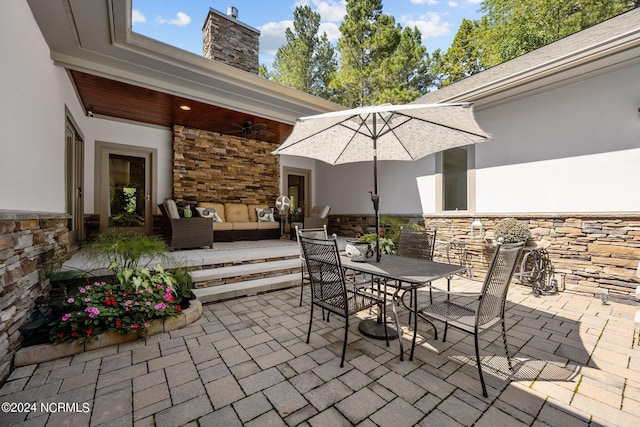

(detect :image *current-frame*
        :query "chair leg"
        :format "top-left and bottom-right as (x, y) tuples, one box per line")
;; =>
(502, 318), (514, 372)
(474, 332), (488, 397)
(306, 304), (314, 344)
(299, 274), (304, 307)
(442, 322), (449, 342)
(340, 318), (349, 368)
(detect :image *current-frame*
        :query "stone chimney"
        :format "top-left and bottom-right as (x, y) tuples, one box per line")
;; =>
(202, 6), (260, 74)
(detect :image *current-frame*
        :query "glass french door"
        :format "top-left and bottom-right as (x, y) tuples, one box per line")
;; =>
(65, 120), (84, 244)
(98, 143), (153, 234)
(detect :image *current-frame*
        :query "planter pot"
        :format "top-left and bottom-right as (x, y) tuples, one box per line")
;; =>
(345, 240), (375, 262)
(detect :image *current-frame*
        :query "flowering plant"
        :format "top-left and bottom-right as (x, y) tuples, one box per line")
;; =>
(52, 264), (182, 344)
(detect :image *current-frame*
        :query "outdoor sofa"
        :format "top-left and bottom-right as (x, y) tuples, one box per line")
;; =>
(196, 202), (280, 241)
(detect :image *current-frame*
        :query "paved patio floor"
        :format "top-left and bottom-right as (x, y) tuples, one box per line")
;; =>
(1, 277), (639, 426)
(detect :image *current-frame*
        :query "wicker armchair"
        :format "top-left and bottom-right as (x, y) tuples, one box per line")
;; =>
(158, 201), (213, 250)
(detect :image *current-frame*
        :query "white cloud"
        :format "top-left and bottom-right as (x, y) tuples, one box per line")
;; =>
(448, 1), (459, 7)
(466, 0), (483, 4)
(132, 9), (146, 24)
(312, 0), (346, 22)
(258, 20), (293, 56)
(402, 13), (451, 39)
(319, 22), (341, 43)
(156, 12), (192, 27)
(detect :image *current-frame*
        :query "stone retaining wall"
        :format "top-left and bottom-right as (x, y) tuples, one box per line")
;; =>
(172, 125), (279, 206)
(0, 211), (70, 381)
(329, 213), (640, 302)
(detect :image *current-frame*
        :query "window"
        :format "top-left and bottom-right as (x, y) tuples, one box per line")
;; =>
(438, 146), (475, 212)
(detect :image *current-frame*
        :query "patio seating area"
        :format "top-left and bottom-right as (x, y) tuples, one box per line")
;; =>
(1, 262), (639, 426)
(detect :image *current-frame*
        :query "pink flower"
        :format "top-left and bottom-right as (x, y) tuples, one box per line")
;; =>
(156, 285), (164, 290)
(62, 313), (72, 321)
(67, 298), (74, 303)
(85, 285), (91, 290)
(154, 303), (166, 310)
(163, 293), (172, 301)
(79, 288), (85, 294)
(146, 301), (152, 306)
(84, 298), (91, 303)
(125, 300), (132, 306)
(144, 322), (150, 328)
(84, 307), (100, 318)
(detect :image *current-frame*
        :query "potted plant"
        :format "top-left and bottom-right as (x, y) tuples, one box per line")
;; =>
(494, 218), (531, 244)
(346, 231), (395, 261)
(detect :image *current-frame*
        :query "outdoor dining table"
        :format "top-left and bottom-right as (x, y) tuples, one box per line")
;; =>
(340, 254), (465, 361)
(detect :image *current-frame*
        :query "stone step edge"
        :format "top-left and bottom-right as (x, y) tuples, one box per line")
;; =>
(193, 273), (300, 304)
(191, 258), (301, 282)
(13, 299), (203, 367)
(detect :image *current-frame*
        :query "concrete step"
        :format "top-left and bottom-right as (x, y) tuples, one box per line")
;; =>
(191, 258), (300, 283)
(192, 273), (301, 303)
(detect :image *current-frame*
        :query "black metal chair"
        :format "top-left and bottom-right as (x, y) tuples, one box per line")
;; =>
(295, 225), (329, 307)
(396, 227), (437, 324)
(300, 236), (386, 367)
(416, 241), (525, 397)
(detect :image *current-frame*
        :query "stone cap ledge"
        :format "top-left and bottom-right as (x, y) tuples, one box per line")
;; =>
(13, 299), (202, 367)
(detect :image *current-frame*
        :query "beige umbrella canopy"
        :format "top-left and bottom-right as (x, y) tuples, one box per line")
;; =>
(272, 103), (492, 261)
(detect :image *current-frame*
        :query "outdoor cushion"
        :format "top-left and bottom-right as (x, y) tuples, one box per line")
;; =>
(256, 207), (275, 222)
(257, 221), (279, 230)
(248, 204), (269, 222)
(232, 222), (258, 230)
(198, 202), (226, 222)
(310, 206), (330, 218)
(195, 207), (222, 222)
(164, 199), (180, 220)
(225, 203), (250, 223)
(213, 222), (233, 231)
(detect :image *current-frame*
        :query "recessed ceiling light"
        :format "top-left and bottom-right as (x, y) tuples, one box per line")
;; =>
(179, 105), (191, 111)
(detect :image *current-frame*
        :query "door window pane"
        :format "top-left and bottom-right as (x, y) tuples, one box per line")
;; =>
(443, 147), (468, 211)
(108, 154), (146, 228)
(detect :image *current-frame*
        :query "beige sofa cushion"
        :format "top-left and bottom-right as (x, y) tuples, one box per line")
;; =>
(225, 203), (250, 222)
(198, 202), (226, 222)
(232, 222), (258, 230)
(257, 221), (279, 230)
(213, 222), (233, 231)
(248, 204), (269, 222)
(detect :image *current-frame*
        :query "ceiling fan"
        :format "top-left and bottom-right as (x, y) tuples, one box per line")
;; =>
(229, 121), (274, 138)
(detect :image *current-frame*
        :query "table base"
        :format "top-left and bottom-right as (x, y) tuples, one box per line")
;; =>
(358, 319), (399, 340)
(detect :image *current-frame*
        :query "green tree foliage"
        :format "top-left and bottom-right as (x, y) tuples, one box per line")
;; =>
(331, 0), (429, 107)
(271, 5), (337, 99)
(435, 0), (637, 87)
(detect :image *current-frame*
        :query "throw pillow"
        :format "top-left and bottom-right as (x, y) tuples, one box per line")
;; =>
(164, 199), (180, 220)
(196, 207), (223, 222)
(256, 207), (275, 222)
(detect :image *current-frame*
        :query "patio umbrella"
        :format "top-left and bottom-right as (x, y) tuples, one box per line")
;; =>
(272, 103), (492, 261)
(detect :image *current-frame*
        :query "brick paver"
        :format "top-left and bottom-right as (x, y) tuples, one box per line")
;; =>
(1, 280), (640, 426)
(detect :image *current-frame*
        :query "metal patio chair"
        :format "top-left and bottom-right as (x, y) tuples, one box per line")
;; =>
(295, 225), (329, 307)
(396, 227), (437, 323)
(300, 236), (386, 367)
(416, 241), (525, 397)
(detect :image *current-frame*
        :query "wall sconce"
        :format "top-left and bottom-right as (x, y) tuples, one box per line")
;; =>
(470, 218), (483, 239)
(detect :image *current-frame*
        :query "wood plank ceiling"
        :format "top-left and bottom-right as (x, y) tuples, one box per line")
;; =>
(70, 70), (292, 144)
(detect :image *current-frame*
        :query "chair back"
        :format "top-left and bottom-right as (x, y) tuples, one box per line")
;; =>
(476, 242), (525, 327)
(295, 225), (328, 260)
(300, 236), (348, 316)
(397, 227), (437, 260)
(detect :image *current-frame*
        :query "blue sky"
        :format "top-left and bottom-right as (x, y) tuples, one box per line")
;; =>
(131, 0), (484, 69)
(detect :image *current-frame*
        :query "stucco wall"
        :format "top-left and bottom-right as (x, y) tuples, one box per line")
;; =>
(313, 63), (640, 216)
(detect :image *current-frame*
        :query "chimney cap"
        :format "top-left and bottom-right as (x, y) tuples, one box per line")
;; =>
(227, 6), (238, 19)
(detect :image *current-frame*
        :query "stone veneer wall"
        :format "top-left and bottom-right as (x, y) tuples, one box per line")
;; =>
(172, 126), (279, 206)
(0, 211), (70, 381)
(202, 8), (259, 74)
(328, 213), (640, 302)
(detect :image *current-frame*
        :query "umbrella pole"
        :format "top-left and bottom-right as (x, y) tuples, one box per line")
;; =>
(372, 116), (380, 262)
